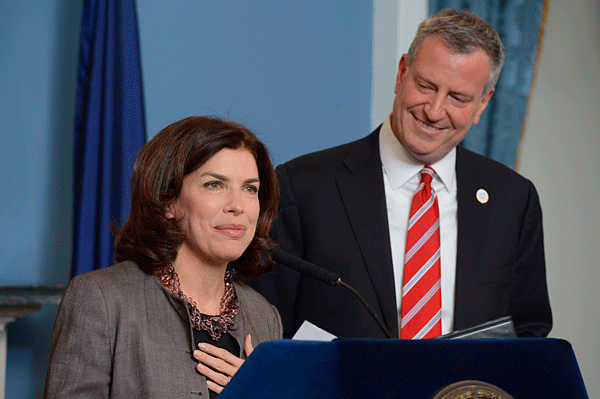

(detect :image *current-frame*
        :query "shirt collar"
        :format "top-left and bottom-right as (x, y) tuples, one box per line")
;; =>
(379, 114), (456, 192)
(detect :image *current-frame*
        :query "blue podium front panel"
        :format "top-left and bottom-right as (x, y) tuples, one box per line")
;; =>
(219, 340), (341, 398)
(219, 338), (588, 398)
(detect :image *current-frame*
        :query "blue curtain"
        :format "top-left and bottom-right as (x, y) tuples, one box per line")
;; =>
(72, 0), (146, 277)
(429, 0), (546, 168)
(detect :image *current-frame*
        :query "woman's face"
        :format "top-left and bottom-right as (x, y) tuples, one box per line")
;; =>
(167, 148), (260, 269)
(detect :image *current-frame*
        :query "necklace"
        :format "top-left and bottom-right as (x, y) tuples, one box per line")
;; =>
(156, 264), (239, 341)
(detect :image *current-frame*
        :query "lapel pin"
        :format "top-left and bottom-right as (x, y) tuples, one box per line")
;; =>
(476, 189), (489, 204)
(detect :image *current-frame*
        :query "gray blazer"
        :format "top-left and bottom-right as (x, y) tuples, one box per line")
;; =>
(44, 261), (283, 398)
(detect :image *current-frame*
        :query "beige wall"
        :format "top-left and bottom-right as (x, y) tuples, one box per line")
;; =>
(518, 0), (600, 395)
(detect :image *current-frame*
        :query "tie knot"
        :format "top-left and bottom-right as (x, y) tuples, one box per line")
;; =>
(420, 166), (435, 185)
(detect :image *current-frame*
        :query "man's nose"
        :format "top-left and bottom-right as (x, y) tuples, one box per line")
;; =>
(423, 93), (445, 122)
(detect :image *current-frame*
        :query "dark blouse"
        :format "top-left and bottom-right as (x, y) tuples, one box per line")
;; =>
(193, 329), (240, 399)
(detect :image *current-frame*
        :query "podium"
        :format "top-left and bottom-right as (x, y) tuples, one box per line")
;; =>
(219, 338), (588, 398)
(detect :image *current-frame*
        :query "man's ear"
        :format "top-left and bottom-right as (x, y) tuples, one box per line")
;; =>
(394, 54), (409, 94)
(473, 88), (494, 125)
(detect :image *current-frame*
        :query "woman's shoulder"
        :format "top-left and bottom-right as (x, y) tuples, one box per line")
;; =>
(67, 261), (152, 294)
(60, 261), (164, 321)
(233, 280), (272, 307)
(234, 280), (283, 339)
(234, 280), (281, 319)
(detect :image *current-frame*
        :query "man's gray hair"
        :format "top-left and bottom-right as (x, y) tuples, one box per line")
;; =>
(407, 9), (505, 93)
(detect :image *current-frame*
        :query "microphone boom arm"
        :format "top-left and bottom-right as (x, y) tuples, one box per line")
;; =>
(336, 279), (392, 339)
(269, 248), (393, 339)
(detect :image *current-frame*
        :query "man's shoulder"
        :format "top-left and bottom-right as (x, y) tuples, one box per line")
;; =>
(457, 146), (530, 183)
(456, 147), (537, 202)
(280, 128), (380, 175)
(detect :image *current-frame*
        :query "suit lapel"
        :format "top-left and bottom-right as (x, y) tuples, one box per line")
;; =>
(453, 147), (495, 330)
(333, 141), (498, 333)
(335, 128), (398, 337)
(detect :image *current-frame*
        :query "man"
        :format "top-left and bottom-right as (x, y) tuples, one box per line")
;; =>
(250, 9), (551, 339)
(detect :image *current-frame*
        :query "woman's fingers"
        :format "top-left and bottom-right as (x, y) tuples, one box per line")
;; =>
(194, 338), (255, 394)
(205, 379), (225, 394)
(196, 361), (229, 393)
(244, 334), (254, 357)
(194, 346), (239, 376)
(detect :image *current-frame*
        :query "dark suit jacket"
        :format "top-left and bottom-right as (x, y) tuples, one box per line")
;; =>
(248, 127), (551, 339)
(44, 261), (282, 398)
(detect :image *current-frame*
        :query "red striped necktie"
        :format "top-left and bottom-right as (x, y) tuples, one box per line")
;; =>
(400, 166), (442, 339)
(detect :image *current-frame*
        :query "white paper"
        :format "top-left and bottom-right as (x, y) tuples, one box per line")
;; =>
(292, 320), (337, 341)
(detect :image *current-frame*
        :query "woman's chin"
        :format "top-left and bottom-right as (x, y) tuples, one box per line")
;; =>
(210, 247), (249, 267)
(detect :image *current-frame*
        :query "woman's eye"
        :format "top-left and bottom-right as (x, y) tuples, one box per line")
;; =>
(244, 185), (259, 194)
(205, 181), (222, 189)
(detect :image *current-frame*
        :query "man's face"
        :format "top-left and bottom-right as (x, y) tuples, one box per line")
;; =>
(391, 35), (494, 165)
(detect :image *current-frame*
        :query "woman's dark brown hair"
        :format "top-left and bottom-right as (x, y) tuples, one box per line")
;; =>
(114, 116), (279, 279)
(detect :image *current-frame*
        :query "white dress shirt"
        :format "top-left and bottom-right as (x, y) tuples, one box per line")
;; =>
(379, 115), (457, 335)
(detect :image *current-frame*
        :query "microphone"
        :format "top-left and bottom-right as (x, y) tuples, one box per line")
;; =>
(268, 248), (340, 286)
(268, 248), (392, 339)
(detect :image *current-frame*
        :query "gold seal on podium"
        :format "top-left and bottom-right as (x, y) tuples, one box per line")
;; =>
(432, 380), (515, 399)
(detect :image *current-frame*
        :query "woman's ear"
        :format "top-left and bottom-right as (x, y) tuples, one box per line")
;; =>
(165, 202), (176, 219)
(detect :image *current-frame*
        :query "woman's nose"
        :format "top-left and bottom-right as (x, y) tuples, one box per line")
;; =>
(225, 190), (244, 215)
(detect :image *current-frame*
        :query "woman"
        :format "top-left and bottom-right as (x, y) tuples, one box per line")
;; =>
(44, 116), (282, 398)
